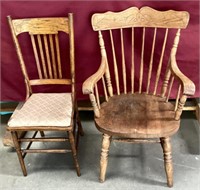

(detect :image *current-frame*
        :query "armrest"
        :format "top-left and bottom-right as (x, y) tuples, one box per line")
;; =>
(170, 55), (195, 96)
(82, 57), (107, 94)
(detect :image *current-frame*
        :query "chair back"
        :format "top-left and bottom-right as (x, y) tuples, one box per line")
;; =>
(91, 7), (189, 101)
(8, 14), (75, 99)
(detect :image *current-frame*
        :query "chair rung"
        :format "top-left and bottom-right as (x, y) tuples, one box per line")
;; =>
(19, 138), (69, 142)
(22, 149), (72, 153)
(113, 138), (160, 143)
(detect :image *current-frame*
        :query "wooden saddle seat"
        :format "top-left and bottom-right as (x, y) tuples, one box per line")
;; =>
(95, 93), (179, 138)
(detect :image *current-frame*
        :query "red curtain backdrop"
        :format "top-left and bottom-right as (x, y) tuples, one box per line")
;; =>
(1, 1), (199, 101)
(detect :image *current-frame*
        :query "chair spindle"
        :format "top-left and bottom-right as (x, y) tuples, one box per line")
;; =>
(139, 27), (145, 93)
(95, 83), (101, 109)
(120, 28), (126, 94)
(110, 30), (120, 95)
(153, 28), (168, 95)
(102, 76), (108, 101)
(131, 27), (135, 94)
(175, 84), (181, 111)
(146, 28), (157, 94)
(98, 31), (113, 97)
(165, 76), (174, 102)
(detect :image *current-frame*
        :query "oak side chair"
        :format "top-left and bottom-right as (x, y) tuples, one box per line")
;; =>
(7, 14), (83, 176)
(83, 7), (195, 187)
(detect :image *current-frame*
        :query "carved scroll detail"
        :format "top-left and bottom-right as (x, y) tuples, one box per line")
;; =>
(92, 6), (189, 31)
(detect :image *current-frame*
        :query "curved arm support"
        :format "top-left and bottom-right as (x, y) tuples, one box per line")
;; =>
(82, 57), (107, 95)
(170, 55), (195, 96)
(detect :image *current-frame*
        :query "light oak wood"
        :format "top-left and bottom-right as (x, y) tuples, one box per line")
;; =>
(139, 27), (145, 93)
(120, 28), (127, 94)
(131, 27), (135, 93)
(92, 7), (189, 31)
(83, 6), (195, 187)
(153, 28), (168, 95)
(166, 76), (174, 102)
(161, 137), (173, 187)
(49, 34), (57, 78)
(7, 14), (82, 176)
(110, 30), (120, 95)
(100, 134), (111, 182)
(12, 17), (69, 35)
(146, 28), (157, 94)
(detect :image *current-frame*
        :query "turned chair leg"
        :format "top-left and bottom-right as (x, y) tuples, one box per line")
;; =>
(160, 137), (173, 187)
(99, 134), (111, 183)
(68, 131), (81, 176)
(11, 131), (27, 176)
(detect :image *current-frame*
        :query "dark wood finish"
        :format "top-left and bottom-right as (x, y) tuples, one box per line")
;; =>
(83, 6), (196, 187)
(95, 94), (180, 138)
(6, 14), (82, 176)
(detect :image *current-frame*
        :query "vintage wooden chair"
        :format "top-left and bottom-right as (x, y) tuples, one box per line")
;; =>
(7, 14), (83, 176)
(83, 7), (195, 187)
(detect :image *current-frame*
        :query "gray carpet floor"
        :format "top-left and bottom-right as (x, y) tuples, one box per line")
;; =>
(0, 111), (199, 190)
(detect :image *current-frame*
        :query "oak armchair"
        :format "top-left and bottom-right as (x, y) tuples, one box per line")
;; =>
(83, 7), (195, 187)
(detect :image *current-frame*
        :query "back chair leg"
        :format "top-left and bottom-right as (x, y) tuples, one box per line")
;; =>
(68, 131), (81, 176)
(76, 108), (84, 136)
(99, 134), (112, 183)
(160, 137), (173, 187)
(11, 131), (27, 176)
(40, 131), (45, 137)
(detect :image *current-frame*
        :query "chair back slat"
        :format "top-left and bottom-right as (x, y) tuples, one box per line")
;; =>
(131, 27), (135, 94)
(153, 28), (168, 95)
(43, 34), (53, 79)
(55, 34), (63, 79)
(146, 28), (157, 94)
(175, 84), (181, 111)
(37, 34), (48, 79)
(166, 76), (174, 102)
(30, 34), (42, 79)
(120, 29), (127, 94)
(109, 30), (120, 95)
(102, 76), (108, 101)
(139, 27), (145, 93)
(49, 34), (58, 79)
(98, 31), (113, 97)
(95, 84), (101, 109)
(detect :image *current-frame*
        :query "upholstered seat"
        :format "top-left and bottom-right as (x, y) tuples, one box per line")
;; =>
(8, 93), (72, 128)
(7, 14), (82, 177)
(95, 94), (180, 138)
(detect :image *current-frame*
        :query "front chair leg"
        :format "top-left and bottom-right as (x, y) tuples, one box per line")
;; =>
(99, 133), (111, 183)
(160, 137), (173, 187)
(11, 131), (27, 176)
